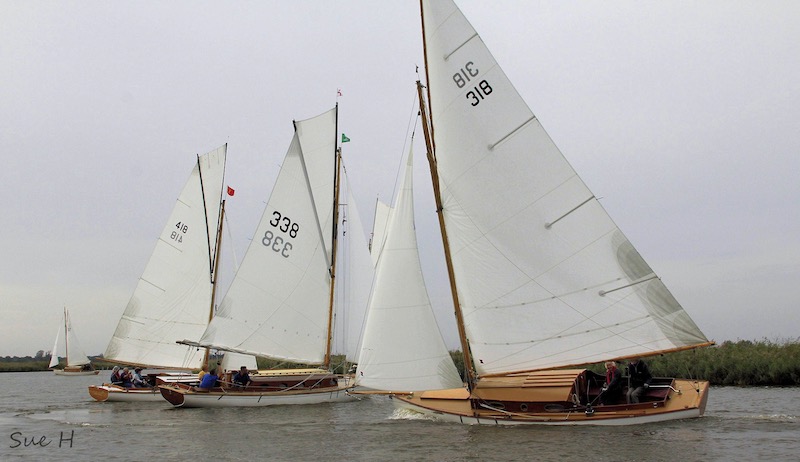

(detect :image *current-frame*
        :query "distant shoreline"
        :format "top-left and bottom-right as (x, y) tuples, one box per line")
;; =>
(4, 339), (799, 386)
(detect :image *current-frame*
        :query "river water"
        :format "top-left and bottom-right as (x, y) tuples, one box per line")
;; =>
(0, 372), (797, 461)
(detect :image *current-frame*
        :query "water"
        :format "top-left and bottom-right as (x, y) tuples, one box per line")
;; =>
(1, 372), (797, 461)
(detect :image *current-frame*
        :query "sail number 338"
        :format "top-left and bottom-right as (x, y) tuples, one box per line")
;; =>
(262, 211), (299, 258)
(453, 61), (492, 107)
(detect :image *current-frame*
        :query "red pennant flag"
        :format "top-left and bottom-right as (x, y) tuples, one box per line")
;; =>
(227, 186), (235, 196)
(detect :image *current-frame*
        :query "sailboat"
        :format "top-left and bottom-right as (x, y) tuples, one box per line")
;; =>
(50, 307), (100, 376)
(358, 0), (713, 425)
(89, 145), (231, 402)
(160, 106), (373, 408)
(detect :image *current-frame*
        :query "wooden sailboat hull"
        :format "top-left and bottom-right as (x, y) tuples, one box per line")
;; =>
(158, 370), (357, 408)
(88, 373), (198, 402)
(159, 383), (356, 408)
(392, 378), (710, 426)
(88, 385), (163, 402)
(54, 369), (100, 376)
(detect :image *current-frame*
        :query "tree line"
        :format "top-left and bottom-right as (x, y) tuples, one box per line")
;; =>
(4, 340), (799, 386)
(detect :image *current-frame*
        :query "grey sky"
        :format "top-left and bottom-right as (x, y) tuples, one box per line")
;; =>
(2, 1), (798, 357)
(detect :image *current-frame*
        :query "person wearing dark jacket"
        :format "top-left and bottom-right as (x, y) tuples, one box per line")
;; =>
(599, 361), (623, 405)
(626, 358), (653, 403)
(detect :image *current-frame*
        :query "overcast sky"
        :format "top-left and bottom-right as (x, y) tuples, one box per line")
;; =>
(2, 1), (798, 357)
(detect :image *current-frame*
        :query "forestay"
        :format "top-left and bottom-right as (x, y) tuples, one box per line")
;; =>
(422, 0), (708, 376)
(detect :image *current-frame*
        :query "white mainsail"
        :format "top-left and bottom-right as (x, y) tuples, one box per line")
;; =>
(64, 309), (91, 367)
(356, 148), (462, 391)
(421, 0), (708, 376)
(104, 145), (227, 369)
(196, 108), (338, 364)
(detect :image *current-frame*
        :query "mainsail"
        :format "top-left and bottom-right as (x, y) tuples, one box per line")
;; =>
(421, 0), (708, 377)
(195, 108), (338, 364)
(356, 147), (462, 391)
(104, 145), (227, 369)
(50, 308), (92, 368)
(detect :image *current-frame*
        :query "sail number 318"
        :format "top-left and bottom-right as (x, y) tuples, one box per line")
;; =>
(452, 61), (493, 107)
(262, 211), (299, 258)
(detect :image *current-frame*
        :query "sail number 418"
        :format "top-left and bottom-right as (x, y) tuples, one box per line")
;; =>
(452, 61), (493, 107)
(170, 222), (188, 243)
(262, 211), (299, 258)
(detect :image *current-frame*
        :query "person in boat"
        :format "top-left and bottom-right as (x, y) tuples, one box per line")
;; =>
(232, 366), (253, 388)
(131, 367), (148, 388)
(120, 367), (134, 388)
(598, 361), (623, 405)
(110, 366), (123, 386)
(198, 367), (220, 390)
(197, 364), (209, 383)
(626, 358), (653, 404)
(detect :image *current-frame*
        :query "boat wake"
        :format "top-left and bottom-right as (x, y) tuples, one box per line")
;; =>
(389, 408), (437, 421)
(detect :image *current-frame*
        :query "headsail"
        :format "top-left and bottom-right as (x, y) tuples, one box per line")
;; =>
(356, 147), (462, 391)
(104, 145), (227, 369)
(195, 108), (338, 364)
(421, 0), (708, 376)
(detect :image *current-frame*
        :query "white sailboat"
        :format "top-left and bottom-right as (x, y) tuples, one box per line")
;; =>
(89, 145), (232, 402)
(365, 0), (713, 425)
(50, 307), (99, 376)
(160, 106), (373, 408)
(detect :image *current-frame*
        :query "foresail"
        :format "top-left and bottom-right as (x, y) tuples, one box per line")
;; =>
(197, 108), (337, 364)
(356, 148), (462, 391)
(48, 325), (60, 368)
(422, 0), (708, 376)
(104, 146), (226, 369)
(333, 174), (374, 362)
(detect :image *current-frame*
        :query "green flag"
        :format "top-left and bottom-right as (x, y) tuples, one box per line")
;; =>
(341, 133), (350, 143)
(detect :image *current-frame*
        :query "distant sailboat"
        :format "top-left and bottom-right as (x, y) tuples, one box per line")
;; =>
(89, 145), (243, 402)
(364, 0), (713, 425)
(160, 106), (373, 408)
(50, 307), (99, 376)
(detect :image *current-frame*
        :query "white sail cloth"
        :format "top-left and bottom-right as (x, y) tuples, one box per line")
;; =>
(421, 0), (708, 376)
(197, 108), (337, 364)
(51, 309), (92, 368)
(357, 148), (463, 391)
(104, 146), (227, 369)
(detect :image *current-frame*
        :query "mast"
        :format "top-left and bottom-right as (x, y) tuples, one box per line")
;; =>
(203, 199), (226, 370)
(63, 306), (69, 366)
(416, 78), (476, 389)
(323, 106), (342, 369)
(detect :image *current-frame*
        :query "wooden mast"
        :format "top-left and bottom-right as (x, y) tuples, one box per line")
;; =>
(202, 198), (226, 370)
(418, 0), (476, 389)
(323, 106), (342, 370)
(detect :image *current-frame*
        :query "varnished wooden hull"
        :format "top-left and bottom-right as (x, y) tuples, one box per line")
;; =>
(88, 385), (164, 402)
(392, 376), (710, 426)
(88, 373), (198, 402)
